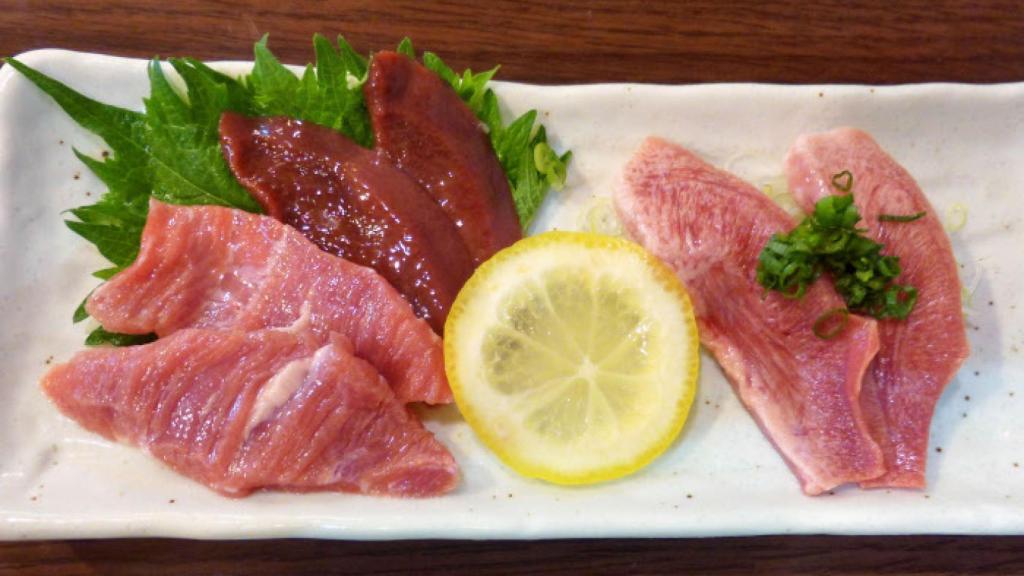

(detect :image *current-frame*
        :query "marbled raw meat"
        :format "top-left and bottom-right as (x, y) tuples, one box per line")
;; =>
(615, 137), (885, 495)
(42, 329), (458, 497)
(785, 127), (969, 489)
(87, 200), (451, 405)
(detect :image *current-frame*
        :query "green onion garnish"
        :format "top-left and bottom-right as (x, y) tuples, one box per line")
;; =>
(879, 211), (926, 223)
(813, 307), (850, 340)
(831, 170), (854, 192)
(879, 284), (918, 320)
(756, 171), (919, 324)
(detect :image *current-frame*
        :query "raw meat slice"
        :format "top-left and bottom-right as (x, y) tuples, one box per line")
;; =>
(219, 112), (474, 334)
(41, 329), (459, 497)
(615, 137), (884, 495)
(365, 51), (522, 264)
(785, 127), (970, 489)
(86, 200), (451, 405)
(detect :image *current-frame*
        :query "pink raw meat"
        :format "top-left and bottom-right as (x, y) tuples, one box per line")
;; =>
(86, 200), (451, 405)
(785, 127), (969, 489)
(615, 136), (885, 495)
(41, 329), (458, 497)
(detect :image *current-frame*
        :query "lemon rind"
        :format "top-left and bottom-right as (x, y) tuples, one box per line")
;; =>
(444, 231), (700, 486)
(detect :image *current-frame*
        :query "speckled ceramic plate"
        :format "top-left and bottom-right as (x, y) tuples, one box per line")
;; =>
(1, 50), (1021, 540)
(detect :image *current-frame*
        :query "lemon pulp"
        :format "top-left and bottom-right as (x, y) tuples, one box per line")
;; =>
(445, 231), (699, 485)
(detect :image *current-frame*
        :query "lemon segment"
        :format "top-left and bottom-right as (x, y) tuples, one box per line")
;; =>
(445, 231), (700, 485)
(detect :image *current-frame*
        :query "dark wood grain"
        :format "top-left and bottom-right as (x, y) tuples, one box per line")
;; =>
(2, 536), (1024, 575)
(2, 1), (1023, 574)
(2, 0), (1024, 84)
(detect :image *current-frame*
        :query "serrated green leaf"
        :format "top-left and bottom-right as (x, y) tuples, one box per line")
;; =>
(534, 142), (568, 191)
(422, 52), (457, 85)
(65, 218), (142, 268)
(3, 57), (150, 177)
(144, 59), (261, 210)
(313, 34), (350, 109)
(5, 58), (153, 258)
(250, 36), (302, 110)
(72, 149), (151, 216)
(73, 296), (90, 323)
(477, 90), (502, 132)
(396, 37), (415, 58)
(92, 267), (121, 280)
(10, 54), (260, 344)
(335, 35), (368, 78)
(249, 35), (373, 146)
(511, 144), (542, 226)
(168, 58), (256, 137)
(495, 110), (537, 166)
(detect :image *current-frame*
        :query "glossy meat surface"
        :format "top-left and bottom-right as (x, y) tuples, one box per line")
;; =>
(220, 112), (473, 333)
(785, 127), (969, 489)
(42, 329), (458, 497)
(87, 200), (452, 405)
(365, 51), (522, 264)
(615, 137), (885, 495)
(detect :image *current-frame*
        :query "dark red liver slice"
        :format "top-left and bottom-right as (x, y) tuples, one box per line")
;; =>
(219, 112), (473, 334)
(365, 51), (522, 265)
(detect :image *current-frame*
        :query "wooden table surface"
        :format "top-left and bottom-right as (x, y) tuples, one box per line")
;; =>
(2, 1), (1023, 574)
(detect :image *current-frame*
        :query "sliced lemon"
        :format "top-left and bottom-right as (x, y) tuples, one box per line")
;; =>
(444, 231), (699, 485)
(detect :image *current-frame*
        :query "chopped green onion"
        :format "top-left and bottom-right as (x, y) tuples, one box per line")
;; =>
(813, 307), (850, 339)
(761, 177), (803, 217)
(578, 196), (623, 237)
(756, 182), (919, 324)
(782, 282), (808, 300)
(961, 285), (973, 308)
(534, 142), (568, 190)
(945, 203), (968, 232)
(877, 255), (900, 278)
(85, 327), (157, 347)
(879, 211), (926, 223)
(831, 170), (853, 192)
(878, 285), (918, 320)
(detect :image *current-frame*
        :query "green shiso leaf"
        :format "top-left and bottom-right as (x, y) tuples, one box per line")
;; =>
(249, 34), (372, 147)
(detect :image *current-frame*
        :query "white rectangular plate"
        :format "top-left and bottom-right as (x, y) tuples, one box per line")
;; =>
(1, 50), (1022, 540)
